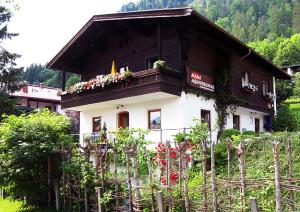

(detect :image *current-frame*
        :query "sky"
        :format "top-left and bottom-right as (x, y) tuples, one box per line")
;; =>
(3, 0), (137, 68)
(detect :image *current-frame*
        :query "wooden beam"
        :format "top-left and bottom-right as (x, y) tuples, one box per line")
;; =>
(157, 21), (162, 59)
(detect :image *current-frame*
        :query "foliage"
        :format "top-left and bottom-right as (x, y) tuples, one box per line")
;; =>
(153, 60), (166, 71)
(274, 104), (298, 132)
(0, 3), (25, 117)
(189, 118), (209, 145)
(293, 72), (300, 96)
(22, 63), (80, 89)
(153, 142), (192, 186)
(220, 128), (241, 140)
(0, 110), (73, 206)
(114, 128), (149, 175)
(66, 74), (80, 89)
(120, 0), (299, 43)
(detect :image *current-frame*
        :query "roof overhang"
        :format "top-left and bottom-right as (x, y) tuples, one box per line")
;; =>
(47, 7), (290, 80)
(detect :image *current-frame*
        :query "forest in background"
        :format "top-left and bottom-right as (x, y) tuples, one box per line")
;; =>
(22, 0), (300, 89)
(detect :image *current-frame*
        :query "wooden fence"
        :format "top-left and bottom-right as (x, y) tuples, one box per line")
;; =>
(55, 132), (300, 212)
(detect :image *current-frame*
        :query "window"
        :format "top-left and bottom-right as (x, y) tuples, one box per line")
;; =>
(201, 110), (211, 129)
(148, 109), (161, 129)
(242, 72), (249, 87)
(92, 116), (102, 133)
(118, 112), (129, 128)
(233, 115), (240, 131)
(262, 81), (269, 96)
(146, 56), (158, 69)
(255, 118), (260, 133)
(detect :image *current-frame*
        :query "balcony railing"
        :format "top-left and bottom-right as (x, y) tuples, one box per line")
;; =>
(61, 69), (183, 109)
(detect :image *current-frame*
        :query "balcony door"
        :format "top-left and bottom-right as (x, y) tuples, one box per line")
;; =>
(118, 111), (129, 128)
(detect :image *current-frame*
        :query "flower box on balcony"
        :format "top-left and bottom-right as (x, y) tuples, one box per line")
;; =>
(264, 92), (276, 101)
(242, 83), (258, 94)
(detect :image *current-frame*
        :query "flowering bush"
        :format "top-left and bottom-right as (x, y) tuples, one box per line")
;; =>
(242, 82), (259, 93)
(153, 141), (193, 186)
(67, 71), (132, 94)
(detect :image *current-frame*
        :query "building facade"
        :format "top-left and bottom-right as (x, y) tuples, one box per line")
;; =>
(47, 8), (289, 142)
(11, 84), (64, 114)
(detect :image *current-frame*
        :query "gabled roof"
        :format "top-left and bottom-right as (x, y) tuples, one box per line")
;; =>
(47, 7), (290, 79)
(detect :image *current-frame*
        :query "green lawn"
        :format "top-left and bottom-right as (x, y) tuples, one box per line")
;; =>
(0, 198), (23, 212)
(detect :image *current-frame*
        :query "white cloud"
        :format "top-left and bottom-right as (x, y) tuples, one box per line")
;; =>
(3, 0), (137, 68)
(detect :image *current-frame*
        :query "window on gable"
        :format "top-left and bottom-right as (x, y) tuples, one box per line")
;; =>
(242, 72), (249, 87)
(262, 81), (269, 96)
(148, 109), (161, 129)
(146, 56), (158, 70)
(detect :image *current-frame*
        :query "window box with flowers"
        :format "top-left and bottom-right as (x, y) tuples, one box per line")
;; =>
(242, 83), (259, 93)
(66, 71), (132, 94)
(264, 92), (276, 101)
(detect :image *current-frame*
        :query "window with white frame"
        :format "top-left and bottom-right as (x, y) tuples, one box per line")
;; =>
(242, 72), (249, 87)
(262, 81), (269, 96)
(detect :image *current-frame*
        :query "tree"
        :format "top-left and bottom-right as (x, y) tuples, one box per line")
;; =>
(66, 74), (81, 89)
(0, 110), (73, 206)
(293, 1), (300, 33)
(274, 40), (300, 66)
(0, 4), (24, 116)
(293, 72), (300, 96)
(274, 104), (298, 131)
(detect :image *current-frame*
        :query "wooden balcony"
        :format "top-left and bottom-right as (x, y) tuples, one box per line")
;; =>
(61, 69), (183, 109)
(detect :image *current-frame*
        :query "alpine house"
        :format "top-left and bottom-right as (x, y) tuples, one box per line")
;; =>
(47, 8), (290, 142)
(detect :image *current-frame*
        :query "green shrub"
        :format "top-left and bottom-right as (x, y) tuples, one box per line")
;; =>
(220, 128), (241, 140)
(242, 130), (257, 136)
(274, 104), (298, 131)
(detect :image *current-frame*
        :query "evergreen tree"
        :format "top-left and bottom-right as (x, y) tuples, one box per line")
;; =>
(0, 4), (24, 117)
(293, 1), (300, 33)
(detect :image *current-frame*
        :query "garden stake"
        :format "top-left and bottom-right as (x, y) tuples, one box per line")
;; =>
(113, 139), (120, 209)
(237, 142), (246, 211)
(226, 137), (232, 212)
(144, 147), (155, 212)
(287, 138), (295, 211)
(126, 144), (133, 212)
(201, 139), (208, 211)
(211, 142), (218, 212)
(133, 141), (142, 212)
(273, 141), (282, 212)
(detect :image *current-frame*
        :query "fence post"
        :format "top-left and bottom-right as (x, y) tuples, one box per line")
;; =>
(126, 144), (133, 212)
(226, 137), (232, 212)
(157, 191), (165, 212)
(211, 142), (218, 212)
(287, 138), (295, 211)
(250, 197), (259, 212)
(96, 187), (102, 212)
(201, 139), (208, 211)
(273, 140), (282, 212)
(237, 142), (246, 211)
(54, 180), (60, 211)
(0, 189), (3, 199)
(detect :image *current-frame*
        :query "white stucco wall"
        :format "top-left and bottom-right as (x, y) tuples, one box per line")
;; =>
(79, 92), (270, 144)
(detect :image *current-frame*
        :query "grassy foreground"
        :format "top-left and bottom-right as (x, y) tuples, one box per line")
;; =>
(0, 198), (23, 212)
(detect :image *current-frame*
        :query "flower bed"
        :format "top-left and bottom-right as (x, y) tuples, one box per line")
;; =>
(67, 71), (132, 94)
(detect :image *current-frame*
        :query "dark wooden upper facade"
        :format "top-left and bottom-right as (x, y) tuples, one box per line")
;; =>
(48, 8), (290, 112)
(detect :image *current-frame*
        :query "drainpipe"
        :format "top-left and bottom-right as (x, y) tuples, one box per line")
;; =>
(273, 76), (277, 115)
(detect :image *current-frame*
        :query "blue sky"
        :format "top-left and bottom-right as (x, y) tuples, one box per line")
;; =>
(3, 0), (137, 68)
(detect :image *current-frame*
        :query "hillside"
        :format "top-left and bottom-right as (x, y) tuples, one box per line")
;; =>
(120, 0), (300, 43)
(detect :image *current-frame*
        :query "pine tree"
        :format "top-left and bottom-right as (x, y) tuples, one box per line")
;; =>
(0, 4), (24, 117)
